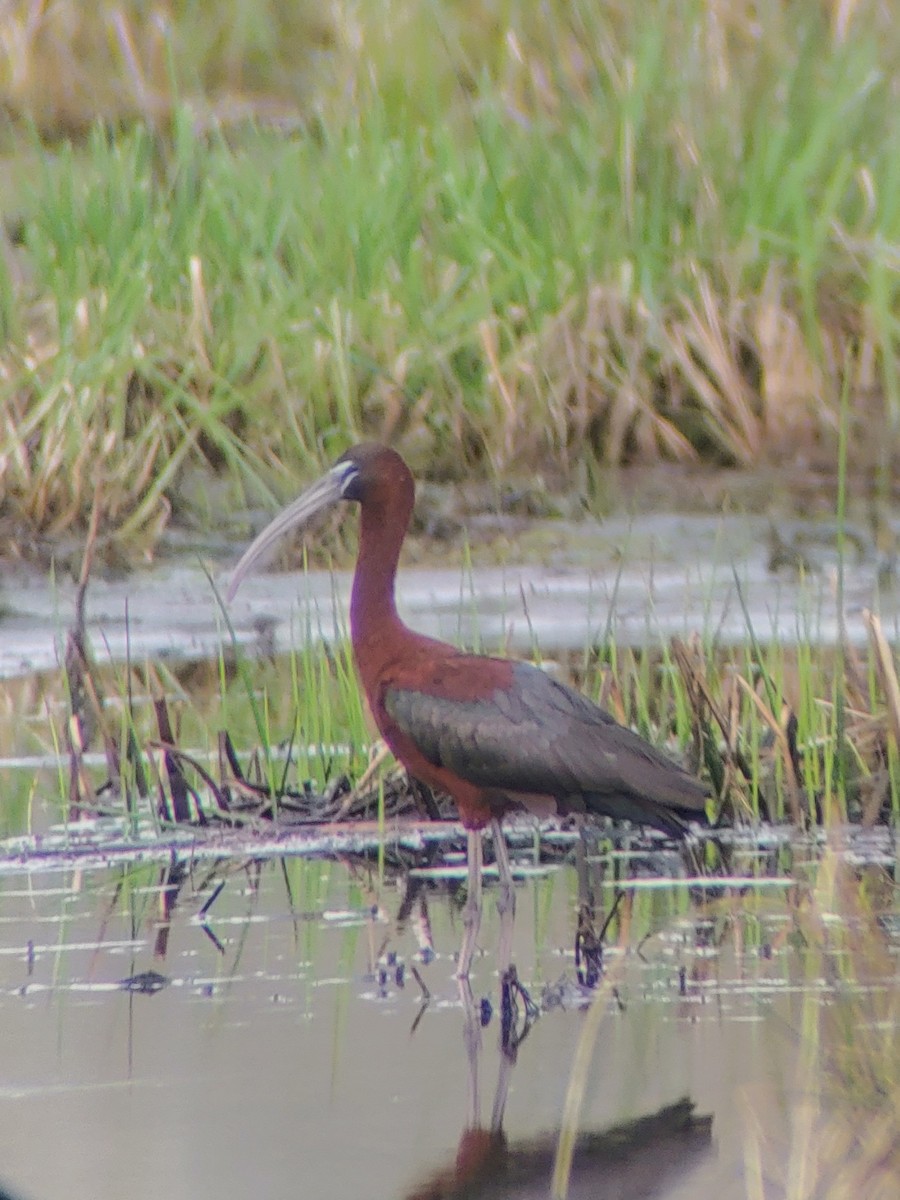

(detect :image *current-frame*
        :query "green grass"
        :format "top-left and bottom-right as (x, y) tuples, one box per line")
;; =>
(1, 2), (900, 554)
(3, 596), (900, 835)
(0, 3), (899, 833)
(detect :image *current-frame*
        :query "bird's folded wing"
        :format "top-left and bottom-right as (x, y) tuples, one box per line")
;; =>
(383, 660), (705, 811)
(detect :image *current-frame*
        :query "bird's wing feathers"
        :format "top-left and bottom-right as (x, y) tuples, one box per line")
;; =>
(383, 659), (705, 812)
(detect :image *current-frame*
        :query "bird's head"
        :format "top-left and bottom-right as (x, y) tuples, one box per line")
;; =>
(226, 442), (413, 600)
(332, 442), (412, 504)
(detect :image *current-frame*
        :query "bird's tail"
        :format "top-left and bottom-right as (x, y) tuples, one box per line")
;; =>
(582, 791), (708, 839)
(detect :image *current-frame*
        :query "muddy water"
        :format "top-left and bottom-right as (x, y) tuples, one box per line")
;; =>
(0, 511), (896, 678)
(0, 507), (898, 1199)
(0, 830), (895, 1200)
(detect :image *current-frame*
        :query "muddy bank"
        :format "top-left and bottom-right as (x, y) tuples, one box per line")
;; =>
(0, 507), (894, 680)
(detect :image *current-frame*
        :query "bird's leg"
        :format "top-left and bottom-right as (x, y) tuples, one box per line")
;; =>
(490, 1035), (514, 1132)
(491, 819), (516, 977)
(491, 822), (540, 1029)
(457, 977), (481, 1125)
(500, 963), (540, 1055)
(456, 829), (483, 979)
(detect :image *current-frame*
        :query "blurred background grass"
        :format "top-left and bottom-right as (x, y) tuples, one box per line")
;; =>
(1, 0), (899, 556)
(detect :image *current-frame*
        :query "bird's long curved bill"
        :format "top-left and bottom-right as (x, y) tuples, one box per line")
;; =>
(226, 468), (347, 602)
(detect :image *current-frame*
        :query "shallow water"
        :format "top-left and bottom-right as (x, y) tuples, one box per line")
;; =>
(0, 510), (896, 678)
(0, 828), (896, 1200)
(0, 506), (899, 1199)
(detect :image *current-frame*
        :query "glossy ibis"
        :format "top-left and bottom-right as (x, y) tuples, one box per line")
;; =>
(228, 443), (707, 978)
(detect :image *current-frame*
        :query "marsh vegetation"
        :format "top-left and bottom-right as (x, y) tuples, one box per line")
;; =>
(0, 4), (898, 1198)
(1, 2), (900, 558)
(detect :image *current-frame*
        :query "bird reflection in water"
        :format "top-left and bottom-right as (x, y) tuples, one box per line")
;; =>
(405, 977), (713, 1200)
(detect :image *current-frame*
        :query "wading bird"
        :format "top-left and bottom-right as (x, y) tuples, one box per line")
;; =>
(227, 444), (707, 978)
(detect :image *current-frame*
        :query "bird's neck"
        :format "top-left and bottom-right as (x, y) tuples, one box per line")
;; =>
(349, 499), (409, 655)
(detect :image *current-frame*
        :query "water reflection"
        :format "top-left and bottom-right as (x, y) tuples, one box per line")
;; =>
(406, 1096), (712, 1200)
(0, 837), (895, 1199)
(405, 977), (712, 1199)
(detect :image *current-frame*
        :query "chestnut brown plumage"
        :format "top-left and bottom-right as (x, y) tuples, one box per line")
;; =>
(228, 443), (707, 977)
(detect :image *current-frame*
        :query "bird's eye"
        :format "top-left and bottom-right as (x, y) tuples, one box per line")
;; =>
(332, 460), (361, 500)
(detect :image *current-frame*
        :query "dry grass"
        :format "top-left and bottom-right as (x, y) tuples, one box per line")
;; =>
(2, 588), (899, 830)
(0, 2), (899, 553)
(0, 1), (332, 135)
